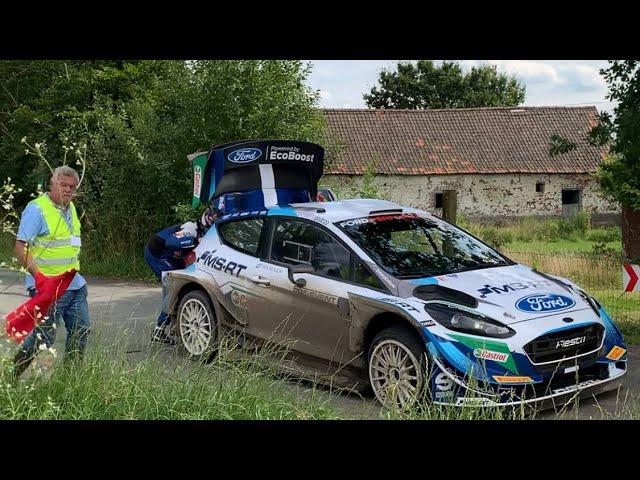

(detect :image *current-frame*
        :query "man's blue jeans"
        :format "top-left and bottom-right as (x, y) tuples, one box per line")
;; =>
(21, 285), (91, 359)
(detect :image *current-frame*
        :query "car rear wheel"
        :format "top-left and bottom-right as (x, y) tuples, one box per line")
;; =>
(368, 325), (429, 410)
(177, 290), (217, 362)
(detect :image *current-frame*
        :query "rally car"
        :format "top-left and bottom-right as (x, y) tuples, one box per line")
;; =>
(164, 140), (627, 410)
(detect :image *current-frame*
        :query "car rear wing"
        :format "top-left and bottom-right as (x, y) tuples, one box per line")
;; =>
(188, 140), (324, 214)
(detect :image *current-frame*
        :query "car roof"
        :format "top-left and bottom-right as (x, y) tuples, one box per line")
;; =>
(268, 198), (428, 224)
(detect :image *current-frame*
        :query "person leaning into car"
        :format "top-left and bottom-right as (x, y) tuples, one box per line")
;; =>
(144, 206), (220, 345)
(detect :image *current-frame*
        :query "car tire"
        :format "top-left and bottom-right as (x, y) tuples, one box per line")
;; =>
(177, 289), (218, 363)
(368, 324), (429, 410)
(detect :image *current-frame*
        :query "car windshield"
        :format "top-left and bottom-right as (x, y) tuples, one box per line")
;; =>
(337, 213), (512, 279)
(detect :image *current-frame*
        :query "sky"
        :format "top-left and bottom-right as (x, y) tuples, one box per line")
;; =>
(305, 60), (614, 114)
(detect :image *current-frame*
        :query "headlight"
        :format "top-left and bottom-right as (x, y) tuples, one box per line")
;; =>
(424, 303), (515, 338)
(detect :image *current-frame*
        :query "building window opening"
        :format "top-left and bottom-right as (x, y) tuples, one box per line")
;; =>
(562, 189), (581, 205)
(536, 182), (545, 194)
(435, 193), (443, 209)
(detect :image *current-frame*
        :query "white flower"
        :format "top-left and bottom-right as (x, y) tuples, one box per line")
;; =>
(38, 343), (48, 351)
(21, 137), (27, 144)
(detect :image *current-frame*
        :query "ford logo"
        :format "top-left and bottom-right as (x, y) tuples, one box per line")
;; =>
(516, 294), (576, 313)
(227, 148), (262, 164)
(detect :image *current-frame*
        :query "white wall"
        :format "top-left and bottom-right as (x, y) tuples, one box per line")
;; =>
(322, 173), (620, 219)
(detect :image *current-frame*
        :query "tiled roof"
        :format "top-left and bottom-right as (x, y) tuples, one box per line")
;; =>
(322, 106), (608, 175)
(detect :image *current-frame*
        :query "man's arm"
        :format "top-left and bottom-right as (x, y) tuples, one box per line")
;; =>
(14, 240), (39, 276)
(15, 203), (45, 277)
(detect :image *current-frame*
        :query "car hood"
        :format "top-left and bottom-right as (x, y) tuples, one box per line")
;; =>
(402, 264), (592, 324)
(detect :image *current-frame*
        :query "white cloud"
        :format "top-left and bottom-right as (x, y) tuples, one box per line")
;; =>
(488, 60), (562, 84)
(305, 60), (613, 111)
(319, 90), (333, 101)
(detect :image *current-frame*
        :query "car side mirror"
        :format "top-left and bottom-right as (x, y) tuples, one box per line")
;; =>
(287, 264), (315, 287)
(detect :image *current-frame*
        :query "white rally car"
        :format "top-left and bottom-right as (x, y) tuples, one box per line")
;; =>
(164, 140), (627, 409)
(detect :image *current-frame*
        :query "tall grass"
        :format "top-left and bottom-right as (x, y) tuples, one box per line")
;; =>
(0, 331), (339, 420)
(460, 212), (622, 251)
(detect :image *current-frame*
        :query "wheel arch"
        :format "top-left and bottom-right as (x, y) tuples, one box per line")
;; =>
(348, 293), (428, 356)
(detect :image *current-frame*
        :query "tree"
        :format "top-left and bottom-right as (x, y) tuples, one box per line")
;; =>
(0, 60), (323, 260)
(363, 61), (525, 109)
(590, 61), (640, 262)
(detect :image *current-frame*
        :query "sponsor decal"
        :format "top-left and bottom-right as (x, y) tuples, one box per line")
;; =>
(473, 349), (509, 363)
(422, 319), (436, 327)
(515, 294), (576, 313)
(372, 267), (395, 286)
(435, 372), (454, 391)
(435, 390), (455, 401)
(606, 346), (626, 361)
(552, 379), (598, 395)
(193, 165), (202, 198)
(223, 210), (268, 220)
(449, 334), (518, 374)
(477, 280), (552, 299)
(293, 286), (338, 305)
(339, 218), (370, 228)
(199, 250), (248, 277)
(454, 397), (495, 407)
(492, 375), (534, 383)
(436, 273), (458, 282)
(555, 336), (586, 349)
(255, 262), (286, 274)
(230, 289), (248, 309)
(268, 145), (314, 163)
(227, 148), (262, 164)
(379, 297), (420, 313)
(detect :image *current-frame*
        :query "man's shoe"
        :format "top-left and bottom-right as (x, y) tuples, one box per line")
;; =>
(151, 327), (177, 345)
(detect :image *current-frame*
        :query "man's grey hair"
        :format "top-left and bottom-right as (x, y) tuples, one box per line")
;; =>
(51, 165), (80, 184)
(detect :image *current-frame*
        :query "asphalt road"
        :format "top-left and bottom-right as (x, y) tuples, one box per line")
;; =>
(1, 269), (638, 419)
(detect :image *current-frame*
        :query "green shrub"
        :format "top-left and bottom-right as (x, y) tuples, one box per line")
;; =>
(586, 226), (622, 243)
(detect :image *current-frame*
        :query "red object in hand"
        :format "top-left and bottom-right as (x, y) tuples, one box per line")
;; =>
(4, 269), (77, 344)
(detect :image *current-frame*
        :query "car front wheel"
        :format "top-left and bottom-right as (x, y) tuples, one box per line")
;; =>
(368, 325), (429, 410)
(177, 290), (217, 362)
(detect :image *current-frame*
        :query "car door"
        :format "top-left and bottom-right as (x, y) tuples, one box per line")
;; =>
(214, 216), (278, 334)
(255, 217), (389, 364)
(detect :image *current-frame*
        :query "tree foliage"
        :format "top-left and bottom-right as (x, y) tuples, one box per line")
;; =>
(363, 61), (526, 109)
(0, 60), (323, 256)
(591, 61), (640, 211)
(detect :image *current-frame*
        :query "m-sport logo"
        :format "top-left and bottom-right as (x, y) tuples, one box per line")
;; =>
(515, 294), (576, 313)
(227, 148), (262, 164)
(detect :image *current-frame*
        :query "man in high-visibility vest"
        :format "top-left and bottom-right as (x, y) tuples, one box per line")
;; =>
(12, 165), (90, 379)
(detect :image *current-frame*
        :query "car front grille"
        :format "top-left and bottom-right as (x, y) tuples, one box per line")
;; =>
(523, 324), (604, 372)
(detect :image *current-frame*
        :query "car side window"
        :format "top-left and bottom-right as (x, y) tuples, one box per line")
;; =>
(353, 259), (385, 290)
(270, 219), (351, 281)
(218, 218), (265, 256)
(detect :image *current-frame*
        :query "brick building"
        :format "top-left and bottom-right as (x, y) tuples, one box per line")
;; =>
(322, 106), (620, 224)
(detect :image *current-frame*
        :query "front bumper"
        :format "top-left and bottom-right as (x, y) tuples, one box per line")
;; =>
(430, 353), (627, 409)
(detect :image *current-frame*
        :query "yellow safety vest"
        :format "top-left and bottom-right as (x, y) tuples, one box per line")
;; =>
(28, 194), (81, 276)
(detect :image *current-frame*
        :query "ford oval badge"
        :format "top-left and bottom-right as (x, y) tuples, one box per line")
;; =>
(227, 148), (262, 164)
(515, 294), (576, 313)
